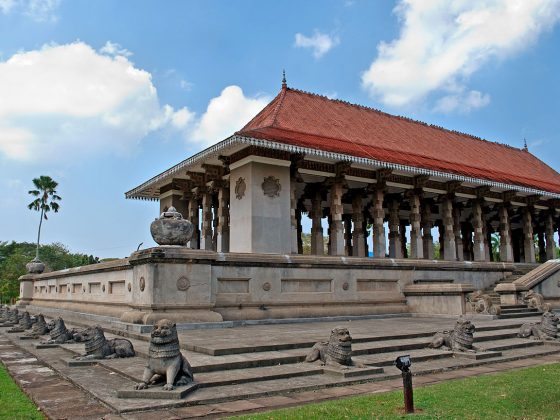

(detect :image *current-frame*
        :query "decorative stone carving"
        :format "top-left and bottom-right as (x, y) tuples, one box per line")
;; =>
(150, 206), (194, 246)
(102, 284), (106, 292)
(467, 290), (501, 315)
(429, 317), (479, 352)
(26, 314), (49, 337)
(235, 177), (246, 200)
(73, 326), (135, 360)
(518, 311), (559, 341)
(262, 282), (271, 291)
(176, 277), (190, 291)
(127, 283), (132, 292)
(262, 176), (281, 198)
(342, 282), (349, 291)
(305, 328), (364, 368)
(41, 318), (78, 345)
(135, 319), (194, 391)
(522, 289), (551, 312)
(139, 277), (146, 292)
(8, 311), (34, 332)
(26, 257), (45, 274)
(0, 308), (19, 326)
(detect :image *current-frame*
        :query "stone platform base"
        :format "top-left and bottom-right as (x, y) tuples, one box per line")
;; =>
(453, 350), (502, 360)
(117, 383), (198, 399)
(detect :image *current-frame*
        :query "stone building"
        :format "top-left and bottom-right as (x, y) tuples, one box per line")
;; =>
(126, 80), (560, 264)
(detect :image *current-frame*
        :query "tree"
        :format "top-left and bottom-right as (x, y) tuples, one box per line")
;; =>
(27, 176), (61, 261)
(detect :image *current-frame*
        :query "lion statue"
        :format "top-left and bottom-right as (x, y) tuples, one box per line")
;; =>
(467, 290), (501, 315)
(40, 317), (78, 345)
(25, 314), (49, 337)
(518, 311), (559, 341)
(7, 311), (34, 332)
(73, 325), (135, 360)
(135, 319), (193, 391)
(429, 317), (479, 352)
(522, 289), (551, 313)
(0, 308), (19, 326)
(305, 327), (364, 368)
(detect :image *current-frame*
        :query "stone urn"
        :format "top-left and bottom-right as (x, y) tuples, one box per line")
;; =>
(26, 258), (45, 274)
(150, 207), (194, 246)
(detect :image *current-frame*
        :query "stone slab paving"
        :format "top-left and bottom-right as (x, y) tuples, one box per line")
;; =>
(1, 315), (560, 419)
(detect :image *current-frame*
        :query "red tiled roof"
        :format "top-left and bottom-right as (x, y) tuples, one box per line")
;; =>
(237, 87), (560, 194)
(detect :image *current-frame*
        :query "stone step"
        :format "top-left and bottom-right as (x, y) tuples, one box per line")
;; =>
(498, 312), (543, 319)
(500, 304), (529, 310)
(500, 308), (540, 314)
(479, 337), (544, 352)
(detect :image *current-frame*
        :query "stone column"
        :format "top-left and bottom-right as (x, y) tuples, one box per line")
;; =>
(351, 194), (365, 257)
(472, 200), (486, 261)
(538, 228), (546, 262)
(216, 184), (230, 253)
(296, 204), (303, 254)
(212, 195), (219, 250)
(462, 222), (473, 261)
(453, 206), (463, 261)
(343, 216), (352, 256)
(290, 179), (299, 254)
(409, 192), (423, 259)
(485, 224), (493, 262)
(329, 182), (345, 256)
(200, 189), (214, 250)
(188, 195), (200, 249)
(522, 207), (536, 263)
(441, 197), (456, 261)
(400, 221), (408, 258)
(310, 191), (324, 255)
(388, 199), (402, 259)
(499, 205), (514, 262)
(545, 212), (556, 261)
(370, 187), (386, 258)
(422, 201), (434, 259)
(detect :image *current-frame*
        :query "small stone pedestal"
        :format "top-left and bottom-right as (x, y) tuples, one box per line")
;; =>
(117, 383), (198, 400)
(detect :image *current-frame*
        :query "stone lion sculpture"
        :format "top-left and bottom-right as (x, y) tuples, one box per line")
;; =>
(429, 317), (479, 352)
(467, 290), (501, 315)
(40, 317), (78, 345)
(305, 327), (364, 368)
(135, 319), (193, 391)
(25, 314), (49, 337)
(8, 311), (34, 332)
(522, 289), (551, 313)
(0, 308), (19, 326)
(73, 325), (135, 360)
(518, 311), (559, 341)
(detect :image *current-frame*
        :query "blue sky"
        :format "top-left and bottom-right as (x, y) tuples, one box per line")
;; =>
(1, 0), (560, 258)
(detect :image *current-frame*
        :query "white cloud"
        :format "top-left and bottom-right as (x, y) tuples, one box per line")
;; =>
(362, 0), (560, 112)
(294, 30), (340, 58)
(0, 42), (189, 162)
(0, 0), (60, 21)
(190, 86), (270, 147)
(100, 41), (132, 57)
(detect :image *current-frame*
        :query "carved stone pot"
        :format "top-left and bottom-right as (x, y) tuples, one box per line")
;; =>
(150, 207), (194, 246)
(26, 258), (45, 274)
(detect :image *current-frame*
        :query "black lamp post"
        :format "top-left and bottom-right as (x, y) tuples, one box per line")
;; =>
(394, 355), (414, 414)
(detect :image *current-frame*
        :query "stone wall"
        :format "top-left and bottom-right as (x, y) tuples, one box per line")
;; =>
(20, 247), (525, 324)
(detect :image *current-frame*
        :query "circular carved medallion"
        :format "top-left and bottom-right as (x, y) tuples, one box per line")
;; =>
(262, 282), (271, 291)
(67, 286), (71, 293)
(342, 282), (349, 291)
(55, 287), (58, 293)
(127, 282), (132, 292)
(139, 277), (146, 292)
(177, 276), (190, 291)
(102, 284), (106, 292)
(235, 177), (246, 200)
(83, 287), (86, 293)
(262, 176), (281, 198)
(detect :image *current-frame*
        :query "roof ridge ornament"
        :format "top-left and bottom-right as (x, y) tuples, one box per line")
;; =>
(523, 138), (528, 152)
(281, 69), (287, 90)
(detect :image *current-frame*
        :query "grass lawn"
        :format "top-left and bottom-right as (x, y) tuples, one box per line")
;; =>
(0, 363), (44, 420)
(234, 363), (560, 419)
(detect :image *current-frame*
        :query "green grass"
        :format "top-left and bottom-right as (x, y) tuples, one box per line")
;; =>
(234, 363), (560, 419)
(0, 363), (44, 420)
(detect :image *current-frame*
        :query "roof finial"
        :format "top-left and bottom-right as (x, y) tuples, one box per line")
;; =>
(523, 138), (528, 151)
(281, 69), (287, 90)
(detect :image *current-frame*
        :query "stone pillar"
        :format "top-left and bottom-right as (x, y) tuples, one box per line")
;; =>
(522, 207), (536, 263)
(343, 216), (352, 256)
(296, 204), (303, 254)
(472, 200), (486, 261)
(538, 228), (546, 262)
(290, 179), (299, 254)
(212, 195), (219, 250)
(388, 199), (402, 259)
(499, 205), (514, 262)
(462, 222), (473, 261)
(351, 194), (365, 257)
(216, 185), (230, 253)
(409, 192), (423, 259)
(370, 188), (386, 258)
(329, 182), (345, 256)
(485, 224), (493, 262)
(422, 201), (434, 259)
(400, 221), (408, 258)
(201, 189), (214, 250)
(311, 191), (324, 255)
(453, 206), (463, 261)
(441, 197), (456, 261)
(545, 212), (556, 261)
(188, 195), (200, 249)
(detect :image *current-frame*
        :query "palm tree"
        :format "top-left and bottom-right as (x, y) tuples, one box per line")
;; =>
(27, 176), (61, 261)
